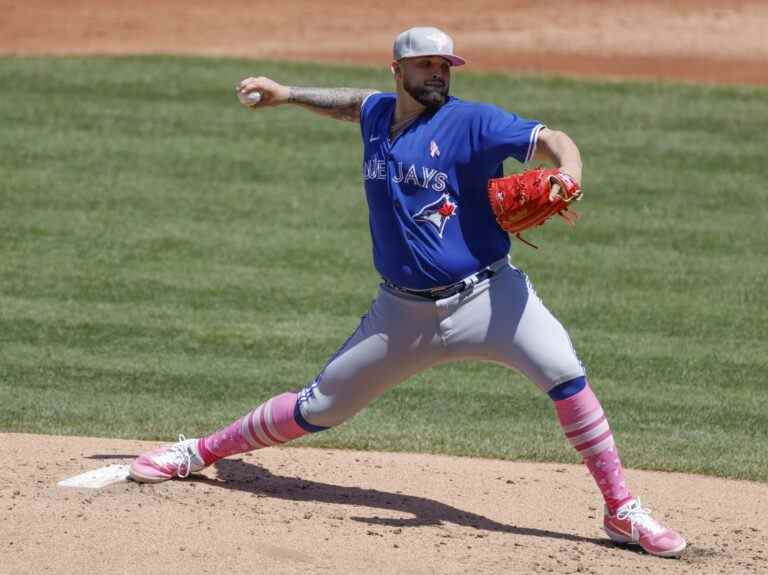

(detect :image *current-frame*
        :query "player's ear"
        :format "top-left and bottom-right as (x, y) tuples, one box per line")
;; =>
(391, 61), (401, 78)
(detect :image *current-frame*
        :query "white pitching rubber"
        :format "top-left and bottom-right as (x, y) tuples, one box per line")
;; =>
(58, 464), (131, 489)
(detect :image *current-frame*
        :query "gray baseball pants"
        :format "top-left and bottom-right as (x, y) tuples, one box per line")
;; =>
(298, 258), (586, 428)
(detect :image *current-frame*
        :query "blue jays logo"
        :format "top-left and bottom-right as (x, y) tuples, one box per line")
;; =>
(413, 194), (458, 238)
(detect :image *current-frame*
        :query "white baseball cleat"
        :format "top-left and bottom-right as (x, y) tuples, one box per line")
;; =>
(604, 498), (687, 558)
(129, 435), (207, 483)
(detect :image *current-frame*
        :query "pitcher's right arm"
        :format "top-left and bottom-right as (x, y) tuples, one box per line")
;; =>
(236, 76), (377, 122)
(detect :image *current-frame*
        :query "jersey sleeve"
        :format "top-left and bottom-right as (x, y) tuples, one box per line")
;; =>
(473, 103), (544, 166)
(360, 91), (381, 124)
(359, 92), (394, 132)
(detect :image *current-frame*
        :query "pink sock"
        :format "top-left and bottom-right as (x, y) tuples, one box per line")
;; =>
(553, 384), (633, 514)
(196, 392), (309, 466)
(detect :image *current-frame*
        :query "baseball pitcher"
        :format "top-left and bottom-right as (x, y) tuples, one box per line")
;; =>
(130, 27), (686, 558)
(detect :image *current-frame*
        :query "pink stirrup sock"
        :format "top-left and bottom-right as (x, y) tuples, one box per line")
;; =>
(196, 392), (308, 466)
(553, 384), (633, 514)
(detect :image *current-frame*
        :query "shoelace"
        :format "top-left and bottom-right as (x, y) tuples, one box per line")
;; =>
(161, 434), (193, 478)
(617, 500), (664, 535)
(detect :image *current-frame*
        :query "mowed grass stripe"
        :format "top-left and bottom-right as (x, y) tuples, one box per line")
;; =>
(2, 297), (765, 373)
(1, 56), (766, 481)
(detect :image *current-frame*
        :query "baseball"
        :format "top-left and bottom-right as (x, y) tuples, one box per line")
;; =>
(238, 91), (262, 105)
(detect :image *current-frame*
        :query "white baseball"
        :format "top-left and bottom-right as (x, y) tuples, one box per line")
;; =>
(238, 91), (262, 105)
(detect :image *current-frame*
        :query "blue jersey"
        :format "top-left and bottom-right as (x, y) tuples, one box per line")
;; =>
(360, 93), (543, 289)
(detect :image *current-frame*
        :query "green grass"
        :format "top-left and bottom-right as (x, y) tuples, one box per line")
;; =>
(1, 56), (766, 481)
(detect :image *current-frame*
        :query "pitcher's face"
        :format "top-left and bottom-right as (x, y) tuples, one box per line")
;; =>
(396, 56), (451, 109)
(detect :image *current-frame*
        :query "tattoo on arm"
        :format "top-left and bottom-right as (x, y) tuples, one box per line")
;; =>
(288, 87), (377, 122)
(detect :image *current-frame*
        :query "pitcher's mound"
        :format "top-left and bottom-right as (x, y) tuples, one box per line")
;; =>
(1, 433), (765, 574)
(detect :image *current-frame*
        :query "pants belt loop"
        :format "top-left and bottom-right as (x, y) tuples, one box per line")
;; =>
(464, 272), (479, 291)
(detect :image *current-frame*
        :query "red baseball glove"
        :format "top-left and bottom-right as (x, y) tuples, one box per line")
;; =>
(487, 168), (582, 247)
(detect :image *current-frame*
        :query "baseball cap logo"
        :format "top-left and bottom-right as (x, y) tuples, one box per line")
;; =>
(426, 31), (449, 51)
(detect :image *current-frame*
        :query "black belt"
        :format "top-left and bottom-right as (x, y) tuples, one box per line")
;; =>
(384, 268), (496, 300)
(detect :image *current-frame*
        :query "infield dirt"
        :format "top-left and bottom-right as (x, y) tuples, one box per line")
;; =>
(2, 0), (768, 85)
(1, 1), (766, 574)
(2, 434), (767, 574)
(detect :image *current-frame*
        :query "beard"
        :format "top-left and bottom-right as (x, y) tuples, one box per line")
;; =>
(403, 77), (450, 110)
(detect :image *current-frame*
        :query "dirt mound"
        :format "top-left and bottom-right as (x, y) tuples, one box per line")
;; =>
(1, 433), (766, 574)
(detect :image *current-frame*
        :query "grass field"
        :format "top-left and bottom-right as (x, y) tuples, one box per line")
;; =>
(1, 56), (766, 482)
